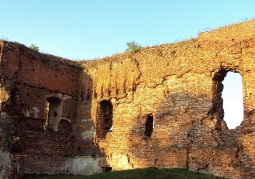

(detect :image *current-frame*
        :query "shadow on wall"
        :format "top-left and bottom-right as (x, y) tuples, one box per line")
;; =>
(74, 71), (111, 175)
(123, 71), (255, 178)
(1, 63), (110, 176)
(126, 92), (215, 169)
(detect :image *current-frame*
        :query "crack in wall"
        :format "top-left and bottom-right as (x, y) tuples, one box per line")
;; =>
(132, 58), (142, 90)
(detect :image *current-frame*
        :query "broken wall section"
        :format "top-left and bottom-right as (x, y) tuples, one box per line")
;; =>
(0, 41), (81, 178)
(0, 40), (15, 179)
(77, 18), (255, 179)
(77, 38), (216, 171)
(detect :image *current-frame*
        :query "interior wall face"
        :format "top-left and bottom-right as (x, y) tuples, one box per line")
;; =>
(76, 19), (255, 179)
(0, 42), (81, 178)
(1, 19), (255, 179)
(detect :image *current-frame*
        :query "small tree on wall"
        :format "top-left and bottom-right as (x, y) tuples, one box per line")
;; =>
(29, 44), (39, 52)
(125, 41), (143, 53)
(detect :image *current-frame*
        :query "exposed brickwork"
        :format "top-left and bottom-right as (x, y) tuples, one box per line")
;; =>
(1, 19), (255, 179)
(0, 42), (81, 178)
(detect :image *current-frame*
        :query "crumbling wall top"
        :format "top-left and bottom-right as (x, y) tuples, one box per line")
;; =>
(198, 18), (255, 42)
(0, 40), (82, 69)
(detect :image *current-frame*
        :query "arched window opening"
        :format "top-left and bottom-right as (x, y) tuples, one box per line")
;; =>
(144, 114), (154, 137)
(222, 72), (244, 129)
(96, 100), (113, 139)
(44, 97), (63, 132)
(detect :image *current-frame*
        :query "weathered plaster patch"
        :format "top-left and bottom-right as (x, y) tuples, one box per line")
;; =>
(24, 156), (103, 175)
(32, 107), (40, 118)
(23, 110), (30, 117)
(67, 156), (102, 175)
(1, 112), (7, 115)
(81, 126), (94, 139)
(57, 93), (72, 100)
(61, 117), (71, 123)
(81, 118), (93, 122)
(23, 107), (40, 118)
(0, 150), (11, 179)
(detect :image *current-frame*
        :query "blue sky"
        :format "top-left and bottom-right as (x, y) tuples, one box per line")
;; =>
(1, 1), (254, 128)
(1, 1), (254, 60)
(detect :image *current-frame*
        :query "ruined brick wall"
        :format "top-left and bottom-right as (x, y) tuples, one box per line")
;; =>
(1, 19), (255, 179)
(0, 41), (81, 178)
(76, 19), (255, 179)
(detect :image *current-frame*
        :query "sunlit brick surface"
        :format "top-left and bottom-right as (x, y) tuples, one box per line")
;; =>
(1, 19), (255, 179)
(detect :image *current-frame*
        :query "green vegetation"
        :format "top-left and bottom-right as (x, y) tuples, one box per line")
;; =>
(29, 44), (39, 52)
(23, 168), (225, 179)
(125, 41), (143, 53)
